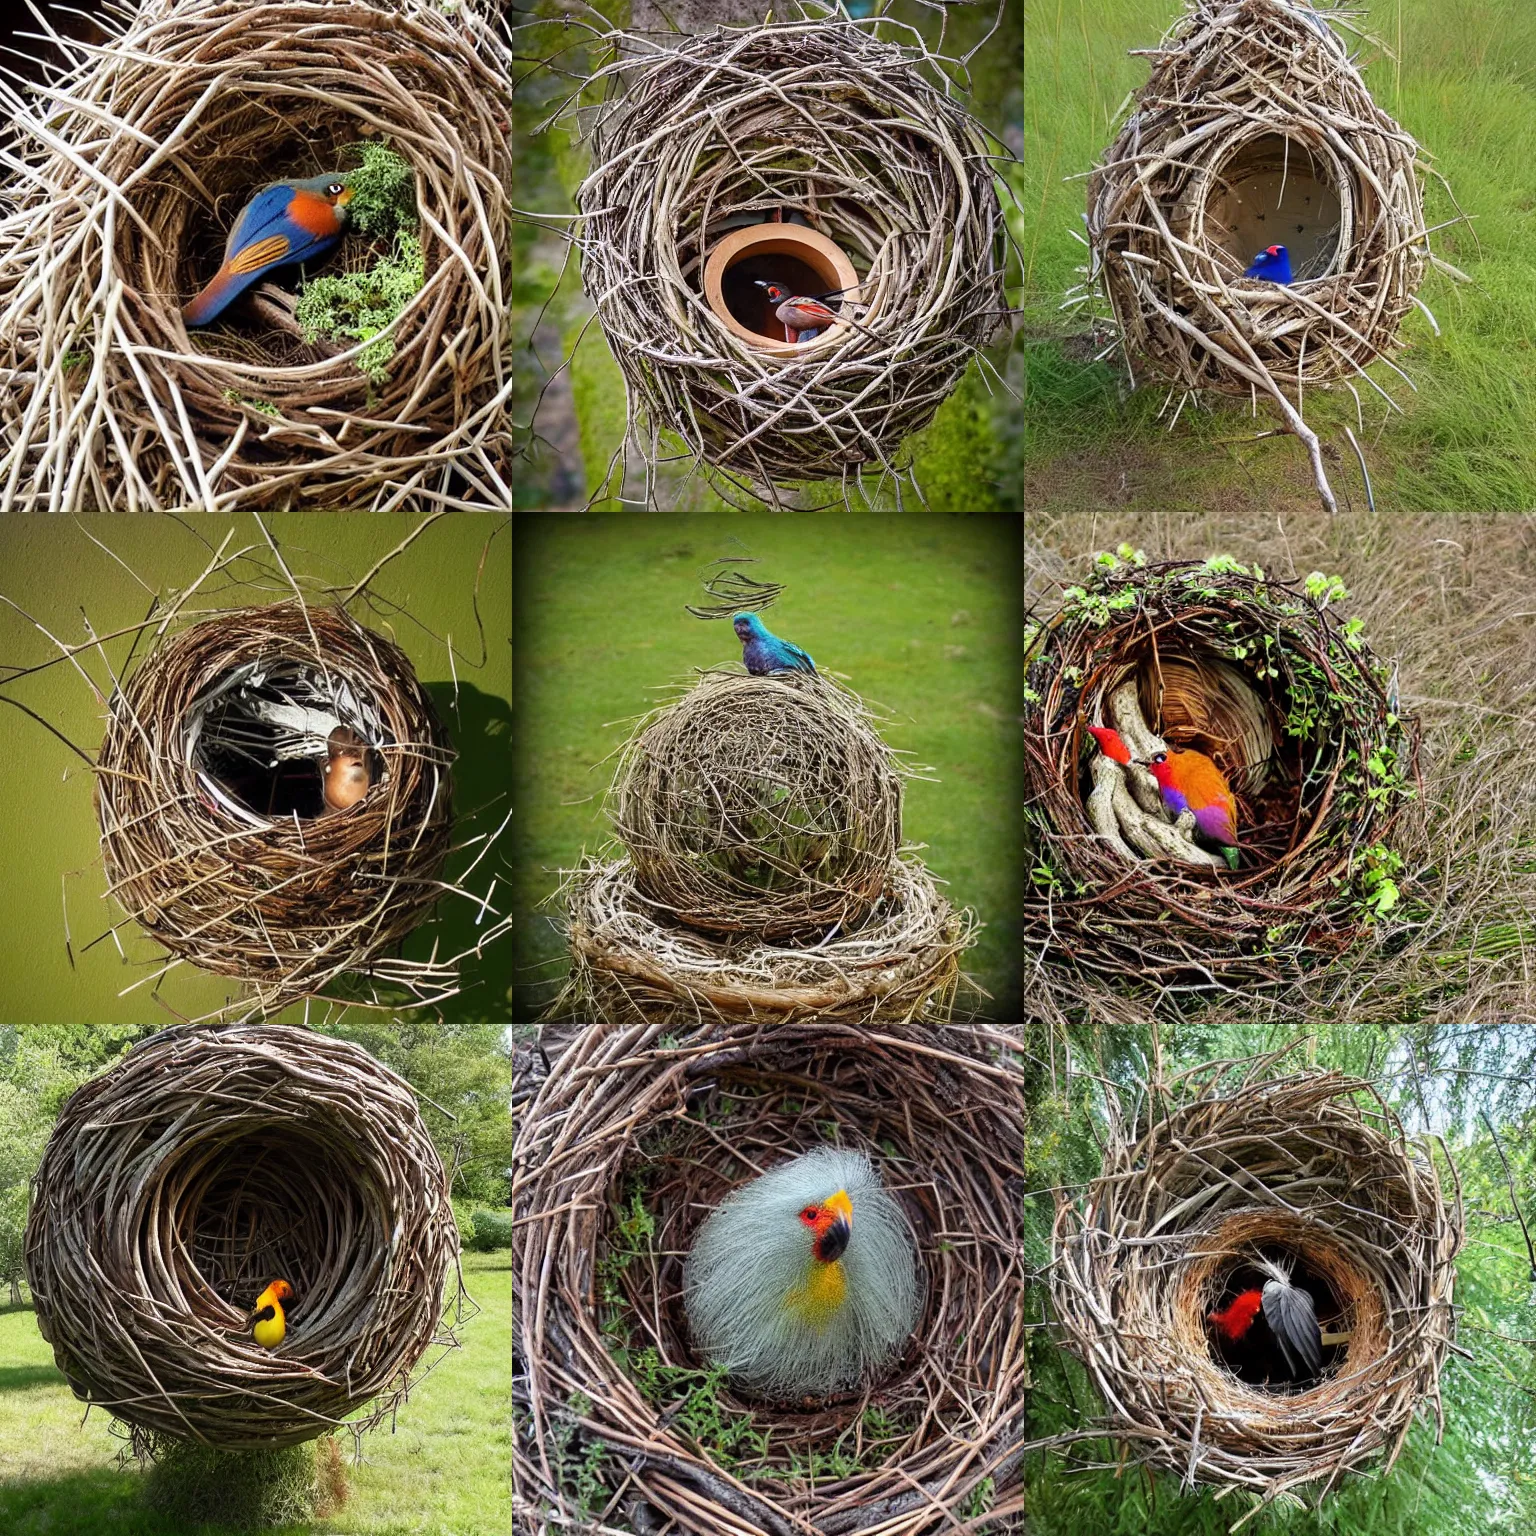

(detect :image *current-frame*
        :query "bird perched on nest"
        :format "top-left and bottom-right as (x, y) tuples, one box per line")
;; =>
(1146, 747), (1242, 869)
(734, 612), (816, 676)
(183, 173), (356, 326)
(247, 1278), (293, 1350)
(1243, 244), (1293, 284)
(1207, 1256), (1323, 1385)
(322, 725), (373, 813)
(752, 280), (877, 345)
(684, 1147), (919, 1400)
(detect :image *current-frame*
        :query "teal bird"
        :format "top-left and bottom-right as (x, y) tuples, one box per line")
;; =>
(733, 612), (815, 676)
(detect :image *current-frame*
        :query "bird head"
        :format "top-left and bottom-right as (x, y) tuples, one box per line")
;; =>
(267, 1279), (293, 1302)
(732, 611), (766, 639)
(753, 280), (790, 303)
(1085, 725), (1131, 765)
(1144, 750), (1175, 786)
(294, 173), (357, 224)
(1249, 244), (1287, 270)
(798, 1187), (853, 1264)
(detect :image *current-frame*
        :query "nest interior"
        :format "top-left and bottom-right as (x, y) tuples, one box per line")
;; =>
(0, 0), (513, 510)
(95, 600), (454, 1009)
(610, 671), (905, 941)
(514, 1018), (1029, 1536)
(1050, 1061), (1463, 1508)
(570, 17), (1011, 498)
(1084, 0), (1436, 426)
(25, 1025), (462, 1449)
(1024, 557), (1418, 988)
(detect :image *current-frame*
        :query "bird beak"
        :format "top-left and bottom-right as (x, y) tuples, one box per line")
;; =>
(818, 1188), (853, 1262)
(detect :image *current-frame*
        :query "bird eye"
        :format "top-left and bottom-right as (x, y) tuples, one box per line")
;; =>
(799, 1206), (819, 1224)
(327, 182), (344, 196)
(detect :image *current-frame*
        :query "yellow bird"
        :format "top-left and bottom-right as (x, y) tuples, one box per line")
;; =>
(247, 1278), (293, 1349)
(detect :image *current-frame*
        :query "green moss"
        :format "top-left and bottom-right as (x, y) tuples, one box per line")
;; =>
(296, 230), (426, 388)
(340, 141), (417, 241)
(221, 389), (282, 419)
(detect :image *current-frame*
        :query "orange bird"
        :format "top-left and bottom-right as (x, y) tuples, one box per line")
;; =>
(1145, 747), (1241, 869)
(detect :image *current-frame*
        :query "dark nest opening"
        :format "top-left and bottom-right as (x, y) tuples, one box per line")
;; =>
(1023, 556), (1420, 992)
(25, 1025), (465, 1449)
(0, 0), (513, 511)
(560, 15), (1015, 507)
(95, 600), (455, 1014)
(513, 1017), (1029, 1535)
(1050, 1055), (1462, 1514)
(1079, 0), (1460, 513)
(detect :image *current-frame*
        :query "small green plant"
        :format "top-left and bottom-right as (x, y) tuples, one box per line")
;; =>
(221, 389), (282, 419)
(624, 1351), (772, 1465)
(143, 1439), (340, 1529)
(1357, 843), (1405, 919)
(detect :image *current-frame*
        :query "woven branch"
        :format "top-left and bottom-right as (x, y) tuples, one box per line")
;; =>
(95, 600), (455, 1013)
(513, 1016), (1030, 1535)
(1023, 558), (1419, 991)
(0, 0), (513, 511)
(560, 16), (1014, 506)
(26, 1025), (464, 1449)
(1050, 1053), (1462, 1513)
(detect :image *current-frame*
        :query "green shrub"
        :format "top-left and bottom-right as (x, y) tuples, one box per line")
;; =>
(469, 1208), (513, 1251)
(143, 1438), (347, 1529)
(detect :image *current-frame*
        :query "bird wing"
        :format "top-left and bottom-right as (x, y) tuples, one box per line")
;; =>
(782, 641), (816, 672)
(248, 1303), (277, 1325)
(224, 184), (341, 272)
(1261, 1278), (1323, 1377)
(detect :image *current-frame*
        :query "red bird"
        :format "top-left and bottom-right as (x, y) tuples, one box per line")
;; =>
(1085, 725), (1132, 765)
(1145, 747), (1241, 869)
(752, 280), (877, 344)
(1208, 1258), (1323, 1384)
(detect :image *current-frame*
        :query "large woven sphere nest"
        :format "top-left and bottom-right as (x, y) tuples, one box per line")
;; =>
(513, 1016), (1029, 1535)
(0, 0), (512, 511)
(570, 16), (1011, 503)
(26, 1025), (462, 1449)
(1051, 1056), (1462, 1511)
(1023, 555), (1419, 991)
(1087, 0), (1434, 401)
(611, 671), (904, 941)
(95, 600), (454, 1014)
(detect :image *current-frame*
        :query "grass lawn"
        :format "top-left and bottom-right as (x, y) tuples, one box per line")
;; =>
(1021, 0), (1536, 514)
(512, 514), (1025, 1023)
(0, 1250), (510, 1536)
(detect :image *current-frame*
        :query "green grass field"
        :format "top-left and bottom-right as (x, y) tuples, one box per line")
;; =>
(0, 1251), (510, 1536)
(512, 515), (1024, 1022)
(1022, 0), (1536, 513)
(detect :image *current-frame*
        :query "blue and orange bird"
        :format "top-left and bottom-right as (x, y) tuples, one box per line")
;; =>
(734, 612), (816, 676)
(183, 174), (356, 327)
(1146, 748), (1242, 870)
(1243, 244), (1293, 284)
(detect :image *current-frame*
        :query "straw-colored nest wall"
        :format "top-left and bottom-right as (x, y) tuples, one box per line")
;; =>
(1082, 0), (1448, 511)
(1051, 1060), (1462, 1510)
(0, 0), (512, 511)
(95, 601), (454, 1013)
(514, 1017), (1029, 1535)
(570, 17), (1011, 503)
(26, 1025), (462, 1449)
(1023, 556), (1418, 991)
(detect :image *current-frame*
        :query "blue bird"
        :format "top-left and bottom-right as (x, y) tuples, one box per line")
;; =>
(1243, 244), (1293, 284)
(733, 612), (816, 676)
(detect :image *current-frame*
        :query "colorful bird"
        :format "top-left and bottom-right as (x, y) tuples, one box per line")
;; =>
(1243, 244), (1293, 284)
(1145, 747), (1242, 869)
(683, 1147), (919, 1400)
(752, 280), (877, 344)
(734, 611), (816, 676)
(247, 1278), (293, 1350)
(1208, 1257), (1323, 1384)
(183, 174), (356, 327)
(322, 725), (372, 813)
(1085, 725), (1133, 765)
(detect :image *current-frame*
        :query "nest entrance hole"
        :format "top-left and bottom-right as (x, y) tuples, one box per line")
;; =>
(1206, 1244), (1350, 1394)
(1202, 134), (1349, 282)
(701, 222), (863, 356)
(721, 251), (834, 343)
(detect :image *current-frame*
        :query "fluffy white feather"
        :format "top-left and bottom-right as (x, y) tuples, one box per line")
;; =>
(683, 1146), (919, 1400)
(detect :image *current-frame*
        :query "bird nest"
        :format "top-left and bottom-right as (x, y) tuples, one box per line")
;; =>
(611, 671), (905, 942)
(1050, 1055), (1462, 1515)
(513, 1016), (1028, 1535)
(25, 1025), (465, 1450)
(1023, 555), (1419, 993)
(95, 600), (455, 1014)
(563, 16), (1013, 507)
(544, 855), (974, 1030)
(0, 0), (513, 511)
(1081, 0), (1454, 512)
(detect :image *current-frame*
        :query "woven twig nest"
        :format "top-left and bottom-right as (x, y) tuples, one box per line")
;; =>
(611, 671), (904, 941)
(1081, 0), (1449, 512)
(568, 17), (1012, 504)
(1050, 1056), (1462, 1514)
(1023, 556), (1419, 991)
(26, 1025), (462, 1449)
(546, 854), (973, 1028)
(0, 0), (512, 511)
(96, 601), (454, 1013)
(513, 1017), (1028, 1534)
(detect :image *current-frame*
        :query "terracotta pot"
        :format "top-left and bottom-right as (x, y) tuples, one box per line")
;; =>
(702, 222), (861, 357)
